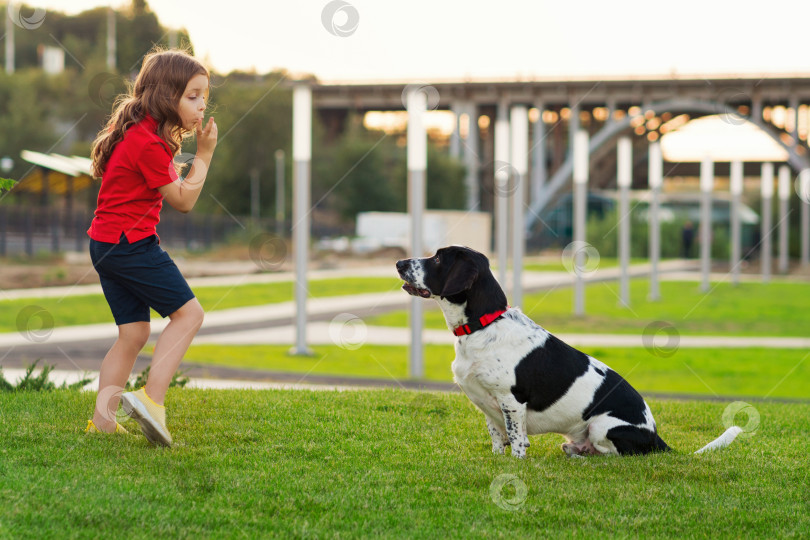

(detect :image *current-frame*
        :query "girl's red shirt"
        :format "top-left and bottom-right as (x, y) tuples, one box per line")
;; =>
(87, 115), (179, 244)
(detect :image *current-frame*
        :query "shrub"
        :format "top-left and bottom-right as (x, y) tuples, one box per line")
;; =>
(0, 360), (93, 392)
(0, 361), (188, 392)
(125, 365), (189, 390)
(586, 208), (731, 260)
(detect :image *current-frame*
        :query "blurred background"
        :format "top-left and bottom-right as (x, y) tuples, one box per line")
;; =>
(0, 0), (809, 401)
(1, 0), (809, 275)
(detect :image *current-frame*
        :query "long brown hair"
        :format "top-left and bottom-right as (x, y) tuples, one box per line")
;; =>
(90, 48), (209, 178)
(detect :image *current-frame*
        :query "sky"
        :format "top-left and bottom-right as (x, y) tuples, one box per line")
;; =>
(15, 0), (810, 163)
(26, 0), (810, 82)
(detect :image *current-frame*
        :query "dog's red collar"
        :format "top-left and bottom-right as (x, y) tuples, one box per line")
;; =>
(453, 309), (508, 337)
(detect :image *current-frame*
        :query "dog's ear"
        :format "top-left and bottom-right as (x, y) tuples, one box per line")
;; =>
(441, 258), (478, 297)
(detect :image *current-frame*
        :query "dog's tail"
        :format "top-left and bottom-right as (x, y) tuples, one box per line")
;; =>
(693, 426), (744, 454)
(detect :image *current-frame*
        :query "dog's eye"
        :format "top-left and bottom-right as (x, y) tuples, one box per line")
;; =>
(434, 256), (440, 264)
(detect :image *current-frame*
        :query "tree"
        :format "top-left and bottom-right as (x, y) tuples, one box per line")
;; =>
(0, 70), (61, 181)
(325, 130), (404, 220)
(195, 72), (292, 217)
(426, 145), (467, 210)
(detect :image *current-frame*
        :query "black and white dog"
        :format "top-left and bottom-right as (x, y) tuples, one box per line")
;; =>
(397, 245), (742, 458)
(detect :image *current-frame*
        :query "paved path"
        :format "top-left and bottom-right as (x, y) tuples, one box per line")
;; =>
(0, 264), (399, 301)
(3, 367), (806, 404)
(2, 259), (806, 351)
(0, 367), (365, 392)
(193, 322), (810, 349)
(2, 259), (807, 393)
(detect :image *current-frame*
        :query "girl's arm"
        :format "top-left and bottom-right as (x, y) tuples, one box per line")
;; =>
(158, 117), (218, 213)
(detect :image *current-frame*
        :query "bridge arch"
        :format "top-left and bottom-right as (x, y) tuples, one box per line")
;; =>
(525, 97), (810, 232)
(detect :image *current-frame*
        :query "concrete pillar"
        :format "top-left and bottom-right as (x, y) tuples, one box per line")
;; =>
(449, 101), (462, 160)
(250, 168), (260, 225)
(790, 96), (800, 146)
(761, 163), (774, 283)
(494, 100), (510, 289)
(291, 84), (313, 355)
(106, 7), (116, 71)
(648, 142), (662, 301)
(275, 149), (285, 237)
(5, 6), (14, 74)
(606, 98), (617, 119)
(463, 102), (480, 211)
(407, 89), (428, 379)
(511, 105), (528, 308)
(800, 169), (810, 266)
(531, 100), (547, 207)
(573, 130), (589, 316)
(617, 137), (632, 308)
(730, 160), (743, 286)
(700, 156), (713, 292)
(778, 165), (791, 274)
(751, 95), (763, 123)
(568, 101), (580, 161)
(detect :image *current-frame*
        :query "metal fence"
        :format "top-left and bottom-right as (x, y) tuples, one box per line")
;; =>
(0, 204), (255, 256)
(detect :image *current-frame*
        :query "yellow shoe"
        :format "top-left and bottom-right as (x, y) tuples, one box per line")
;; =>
(121, 388), (172, 447)
(85, 419), (129, 434)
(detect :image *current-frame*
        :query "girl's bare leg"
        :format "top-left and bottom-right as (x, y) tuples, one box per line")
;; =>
(145, 298), (204, 404)
(92, 321), (151, 432)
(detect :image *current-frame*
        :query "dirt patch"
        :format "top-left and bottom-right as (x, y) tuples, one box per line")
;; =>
(0, 246), (404, 290)
(0, 263), (100, 290)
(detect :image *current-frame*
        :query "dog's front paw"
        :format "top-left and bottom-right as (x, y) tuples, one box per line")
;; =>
(510, 447), (527, 459)
(510, 440), (529, 459)
(491, 441), (506, 455)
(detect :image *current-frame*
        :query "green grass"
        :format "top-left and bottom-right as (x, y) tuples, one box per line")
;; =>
(0, 389), (807, 538)
(0, 277), (400, 332)
(180, 345), (810, 400)
(366, 280), (810, 336)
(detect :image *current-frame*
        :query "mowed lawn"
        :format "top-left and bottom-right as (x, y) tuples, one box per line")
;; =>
(366, 279), (810, 336)
(1, 390), (807, 538)
(180, 344), (810, 400)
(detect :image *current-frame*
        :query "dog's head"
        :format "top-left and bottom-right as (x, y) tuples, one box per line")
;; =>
(396, 246), (490, 301)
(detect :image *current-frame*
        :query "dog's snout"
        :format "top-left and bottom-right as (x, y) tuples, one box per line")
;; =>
(396, 259), (409, 274)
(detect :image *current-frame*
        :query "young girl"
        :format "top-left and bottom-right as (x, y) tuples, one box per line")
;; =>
(85, 48), (217, 446)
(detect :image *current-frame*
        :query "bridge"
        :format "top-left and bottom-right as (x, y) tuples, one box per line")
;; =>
(311, 74), (810, 234)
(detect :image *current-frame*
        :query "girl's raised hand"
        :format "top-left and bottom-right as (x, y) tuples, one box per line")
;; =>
(196, 117), (218, 155)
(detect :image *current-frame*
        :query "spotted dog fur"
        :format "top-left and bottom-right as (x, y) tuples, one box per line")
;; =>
(397, 246), (741, 458)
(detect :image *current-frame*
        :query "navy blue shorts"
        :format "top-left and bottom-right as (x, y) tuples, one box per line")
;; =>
(89, 235), (196, 325)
